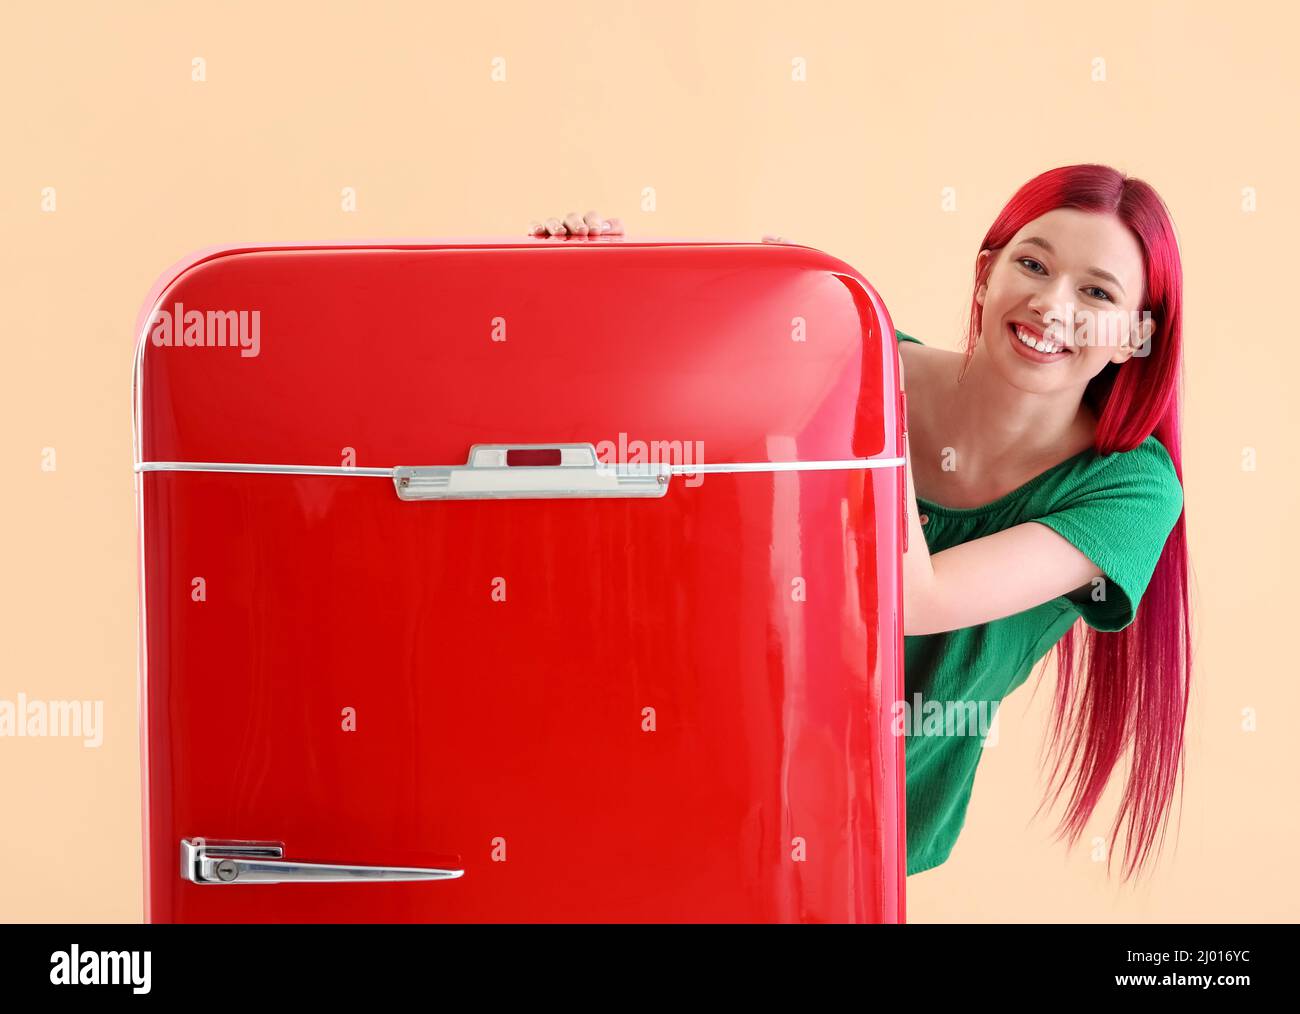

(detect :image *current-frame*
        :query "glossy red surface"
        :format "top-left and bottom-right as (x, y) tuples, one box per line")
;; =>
(135, 239), (906, 922)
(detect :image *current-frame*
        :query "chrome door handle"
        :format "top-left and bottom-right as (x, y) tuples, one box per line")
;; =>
(180, 838), (465, 885)
(394, 443), (670, 500)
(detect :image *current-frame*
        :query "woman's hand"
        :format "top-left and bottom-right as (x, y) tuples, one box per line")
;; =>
(526, 211), (791, 243)
(528, 210), (624, 237)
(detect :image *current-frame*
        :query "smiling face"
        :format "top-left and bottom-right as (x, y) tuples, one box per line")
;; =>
(974, 208), (1152, 393)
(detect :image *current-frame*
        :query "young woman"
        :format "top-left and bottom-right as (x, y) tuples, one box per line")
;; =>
(530, 164), (1190, 882)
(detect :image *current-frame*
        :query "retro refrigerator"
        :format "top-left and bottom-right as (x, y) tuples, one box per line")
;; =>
(133, 237), (908, 923)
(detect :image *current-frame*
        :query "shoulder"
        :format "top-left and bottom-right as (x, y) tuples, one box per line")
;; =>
(894, 328), (962, 367)
(1057, 436), (1184, 528)
(894, 329), (959, 381)
(1032, 437), (1183, 632)
(895, 329), (921, 364)
(1121, 436), (1184, 518)
(1100, 437), (1180, 489)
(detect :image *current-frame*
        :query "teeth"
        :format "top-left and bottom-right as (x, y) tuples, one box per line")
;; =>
(1015, 324), (1065, 355)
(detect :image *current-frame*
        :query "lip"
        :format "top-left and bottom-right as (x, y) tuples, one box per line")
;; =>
(1006, 321), (1073, 363)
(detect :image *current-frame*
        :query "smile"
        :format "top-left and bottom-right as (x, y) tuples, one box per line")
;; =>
(1007, 321), (1072, 361)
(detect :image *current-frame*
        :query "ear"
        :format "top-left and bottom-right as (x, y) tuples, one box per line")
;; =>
(1115, 313), (1157, 362)
(1134, 314), (1157, 357)
(974, 249), (993, 306)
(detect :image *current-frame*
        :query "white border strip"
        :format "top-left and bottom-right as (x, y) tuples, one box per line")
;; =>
(135, 458), (905, 477)
(135, 461), (394, 477)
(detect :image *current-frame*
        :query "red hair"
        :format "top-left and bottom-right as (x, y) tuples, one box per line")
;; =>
(962, 164), (1192, 882)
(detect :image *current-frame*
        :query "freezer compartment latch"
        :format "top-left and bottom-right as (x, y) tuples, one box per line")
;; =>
(393, 442), (671, 501)
(179, 838), (465, 885)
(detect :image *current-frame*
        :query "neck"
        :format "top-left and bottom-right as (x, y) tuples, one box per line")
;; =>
(938, 342), (1097, 475)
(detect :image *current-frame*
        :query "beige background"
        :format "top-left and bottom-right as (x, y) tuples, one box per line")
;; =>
(1, 0), (1295, 922)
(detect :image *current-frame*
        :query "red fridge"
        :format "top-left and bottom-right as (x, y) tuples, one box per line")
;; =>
(133, 237), (907, 923)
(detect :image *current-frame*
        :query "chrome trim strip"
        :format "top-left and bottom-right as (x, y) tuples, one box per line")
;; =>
(136, 461), (394, 477)
(136, 457), (905, 476)
(674, 458), (905, 473)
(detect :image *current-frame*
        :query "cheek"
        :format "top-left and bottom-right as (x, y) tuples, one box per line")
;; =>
(994, 272), (1034, 304)
(1072, 344), (1116, 377)
(1097, 305), (1136, 349)
(1104, 310), (1131, 348)
(980, 279), (1021, 328)
(1068, 306), (1129, 355)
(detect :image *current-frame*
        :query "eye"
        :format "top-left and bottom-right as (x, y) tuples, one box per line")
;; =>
(1019, 256), (1113, 302)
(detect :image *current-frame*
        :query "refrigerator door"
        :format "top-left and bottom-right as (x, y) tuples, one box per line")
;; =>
(134, 239), (906, 923)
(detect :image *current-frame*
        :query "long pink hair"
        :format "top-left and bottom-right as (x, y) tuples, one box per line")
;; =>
(961, 164), (1192, 882)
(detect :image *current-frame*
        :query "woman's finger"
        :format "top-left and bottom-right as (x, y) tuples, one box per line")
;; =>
(544, 217), (565, 236)
(563, 211), (588, 235)
(527, 221), (546, 236)
(604, 216), (624, 236)
(583, 210), (604, 234)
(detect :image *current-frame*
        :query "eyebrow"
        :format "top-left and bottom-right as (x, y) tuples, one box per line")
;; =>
(1016, 236), (1128, 297)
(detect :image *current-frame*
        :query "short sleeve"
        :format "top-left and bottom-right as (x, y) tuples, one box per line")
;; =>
(1032, 438), (1184, 632)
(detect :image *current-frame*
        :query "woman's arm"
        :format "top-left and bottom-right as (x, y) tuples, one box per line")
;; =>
(898, 348), (1104, 636)
(910, 526), (1104, 635)
(899, 349), (939, 632)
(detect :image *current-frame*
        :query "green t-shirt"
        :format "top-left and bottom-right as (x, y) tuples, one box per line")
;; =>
(895, 329), (1185, 876)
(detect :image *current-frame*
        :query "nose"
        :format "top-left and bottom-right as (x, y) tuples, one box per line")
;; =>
(1026, 275), (1072, 326)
